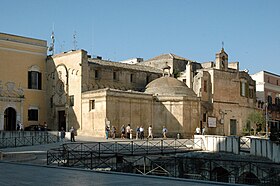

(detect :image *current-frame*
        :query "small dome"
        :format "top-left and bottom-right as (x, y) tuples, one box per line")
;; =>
(145, 77), (197, 97)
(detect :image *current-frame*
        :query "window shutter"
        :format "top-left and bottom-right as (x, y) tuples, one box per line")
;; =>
(245, 83), (249, 97)
(240, 82), (242, 96)
(28, 71), (32, 88)
(38, 72), (42, 90)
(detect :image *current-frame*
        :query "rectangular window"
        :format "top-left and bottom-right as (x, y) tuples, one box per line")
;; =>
(69, 95), (74, 106)
(28, 71), (42, 90)
(90, 100), (95, 110)
(50, 97), (53, 108)
(95, 70), (99, 79)
(241, 82), (246, 97)
(28, 109), (38, 121)
(113, 71), (118, 81)
(204, 80), (207, 92)
(130, 74), (135, 83)
(249, 88), (254, 98)
(267, 95), (272, 104)
(203, 113), (207, 122)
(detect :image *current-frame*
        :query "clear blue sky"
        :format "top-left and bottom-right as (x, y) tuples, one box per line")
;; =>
(1, 0), (280, 75)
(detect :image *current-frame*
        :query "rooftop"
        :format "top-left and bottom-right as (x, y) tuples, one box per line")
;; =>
(89, 58), (162, 74)
(145, 53), (191, 62)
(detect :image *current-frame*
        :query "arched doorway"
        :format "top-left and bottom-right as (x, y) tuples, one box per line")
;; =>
(4, 107), (17, 131)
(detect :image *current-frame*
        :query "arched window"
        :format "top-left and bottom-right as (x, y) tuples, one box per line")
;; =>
(28, 65), (42, 90)
(257, 100), (261, 108)
(275, 97), (280, 106)
(267, 95), (272, 104)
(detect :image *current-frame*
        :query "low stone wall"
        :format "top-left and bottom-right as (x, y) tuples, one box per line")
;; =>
(195, 135), (240, 154)
(250, 138), (280, 163)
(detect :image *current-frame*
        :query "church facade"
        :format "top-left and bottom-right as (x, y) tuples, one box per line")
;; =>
(0, 32), (257, 137)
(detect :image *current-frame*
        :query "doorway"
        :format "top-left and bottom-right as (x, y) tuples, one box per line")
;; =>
(230, 119), (237, 135)
(58, 110), (66, 131)
(4, 107), (17, 131)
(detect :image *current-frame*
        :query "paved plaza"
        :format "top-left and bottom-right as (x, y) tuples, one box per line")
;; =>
(0, 162), (245, 186)
(0, 136), (243, 186)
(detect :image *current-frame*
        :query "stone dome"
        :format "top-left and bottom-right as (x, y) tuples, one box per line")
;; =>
(145, 77), (197, 97)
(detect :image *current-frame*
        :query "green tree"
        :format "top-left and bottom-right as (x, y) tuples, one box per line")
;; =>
(246, 110), (265, 135)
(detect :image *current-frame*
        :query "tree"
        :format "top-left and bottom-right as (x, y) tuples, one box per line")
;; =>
(246, 110), (265, 135)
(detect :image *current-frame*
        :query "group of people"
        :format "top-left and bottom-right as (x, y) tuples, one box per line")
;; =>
(105, 124), (168, 140)
(60, 126), (76, 142)
(195, 126), (206, 135)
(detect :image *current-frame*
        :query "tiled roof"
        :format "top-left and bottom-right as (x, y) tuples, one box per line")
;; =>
(88, 58), (162, 73)
(145, 53), (191, 62)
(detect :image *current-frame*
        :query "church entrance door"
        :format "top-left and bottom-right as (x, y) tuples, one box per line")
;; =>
(58, 110), (66, 131)
(4, 107), (16, 131)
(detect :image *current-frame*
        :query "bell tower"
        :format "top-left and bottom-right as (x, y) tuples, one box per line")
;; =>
(215, 47), (228, 71)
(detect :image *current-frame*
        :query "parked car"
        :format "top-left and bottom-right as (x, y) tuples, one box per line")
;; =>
(24, 125), (50, 131)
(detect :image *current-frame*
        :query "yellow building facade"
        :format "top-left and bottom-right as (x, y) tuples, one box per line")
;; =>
(0, 33), (47, 130)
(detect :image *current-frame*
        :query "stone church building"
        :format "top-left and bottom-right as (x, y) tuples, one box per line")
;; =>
(0, 32), (256, 137)
(46, 50), (200, 137)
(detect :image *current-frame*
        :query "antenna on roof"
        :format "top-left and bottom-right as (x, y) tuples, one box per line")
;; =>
(222, 41), (224, 50)
(73, 31), (78, 50)
(48, 24), (55, 55)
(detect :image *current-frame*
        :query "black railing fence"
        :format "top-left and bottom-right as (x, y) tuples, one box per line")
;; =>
(47, 138), (204, 167)
(0, 132), (59, 148)
(46, 138), (280, 185)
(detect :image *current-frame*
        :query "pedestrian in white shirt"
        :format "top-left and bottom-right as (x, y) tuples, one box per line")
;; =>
(147, 125), (153, 139)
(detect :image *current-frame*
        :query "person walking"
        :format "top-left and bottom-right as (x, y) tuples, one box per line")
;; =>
(195, 126), (200, 135)
(44, 121), (48, 131)
(140, 126), (144, 140)
(111, 126), (116, 139)
(121, 125), (125, 139)
(70, 126), (76, 142)
(136, 126), (140, 140)
(130, 128), (133, 139)
(60, 127), (66, 142)
(147, 125), (153, 139)
(126, 124), (131, 139)
(162, 126), (168, 139)
(202, 126), (205, 135)
(105, 126), (110, 139)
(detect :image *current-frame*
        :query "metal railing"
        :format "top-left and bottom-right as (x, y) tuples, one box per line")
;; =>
(47, 139), (280, 186)
(180, 156), (280, 185)
(239, 137), (251, 152)
(0, 132), (59, 148)
(47, 138), (204, 167)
